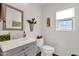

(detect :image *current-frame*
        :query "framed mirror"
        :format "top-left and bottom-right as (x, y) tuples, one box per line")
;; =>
(3, 4), (23, 30)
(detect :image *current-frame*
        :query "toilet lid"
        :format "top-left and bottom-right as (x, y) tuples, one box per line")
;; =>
(41, 45), (54, 50)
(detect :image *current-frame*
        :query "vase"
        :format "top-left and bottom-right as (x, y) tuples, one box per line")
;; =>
(29, 24), (34, 32)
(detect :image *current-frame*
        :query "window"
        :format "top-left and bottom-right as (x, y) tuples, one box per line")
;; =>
(57, 18), (73, 31)
(56, 8), (75, 31)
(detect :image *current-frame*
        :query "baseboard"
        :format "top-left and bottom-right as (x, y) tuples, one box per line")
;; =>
(36, 52), (59, 56)
(71, 54), (78, 56)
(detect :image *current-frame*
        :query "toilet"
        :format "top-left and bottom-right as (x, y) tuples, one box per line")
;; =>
(36, 38), (55, 56)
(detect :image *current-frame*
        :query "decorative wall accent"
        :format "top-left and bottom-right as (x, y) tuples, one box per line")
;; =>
(12, 21), (21, 27)
(0, 3), (2, 20)
(23, 31), (26, 38)
(27, 18), (37, 32)
(0, 3), (6, 22)
(3, 4), (23, 30)
(47, 17), (51, 27)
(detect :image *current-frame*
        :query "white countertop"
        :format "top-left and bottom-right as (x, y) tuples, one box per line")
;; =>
(0, 37), (36, 52)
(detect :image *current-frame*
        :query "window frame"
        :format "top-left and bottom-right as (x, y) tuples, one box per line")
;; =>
(56, 17), (75, 31)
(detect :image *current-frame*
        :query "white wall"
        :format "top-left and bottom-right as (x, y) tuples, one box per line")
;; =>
(0, 3), (42, 39)
(42, 3), (79, 56)
(23, 4), (42, 38)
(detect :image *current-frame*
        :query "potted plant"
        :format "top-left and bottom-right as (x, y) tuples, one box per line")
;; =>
(27, 18), (37, 32)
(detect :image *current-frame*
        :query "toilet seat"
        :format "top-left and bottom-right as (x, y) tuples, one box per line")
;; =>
(41, 45), (54, 51)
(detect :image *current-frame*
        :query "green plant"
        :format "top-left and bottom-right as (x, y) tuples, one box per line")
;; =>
(27, 18), (37, 24)
(0, 34), (10, 42)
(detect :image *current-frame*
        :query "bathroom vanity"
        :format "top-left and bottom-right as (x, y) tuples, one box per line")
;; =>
(0, 38), (38, 56)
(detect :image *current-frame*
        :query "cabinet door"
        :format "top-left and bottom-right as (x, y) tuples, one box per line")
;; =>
(25, 46), (39, 56)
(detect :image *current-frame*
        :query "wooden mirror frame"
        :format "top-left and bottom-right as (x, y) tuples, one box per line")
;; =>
(3, 4), (23, 30)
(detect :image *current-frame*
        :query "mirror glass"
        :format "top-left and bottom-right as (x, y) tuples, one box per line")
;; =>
(3, 4), (23, 30)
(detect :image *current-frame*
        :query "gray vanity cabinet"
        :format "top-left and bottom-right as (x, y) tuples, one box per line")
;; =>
(1, 42), (36, 56)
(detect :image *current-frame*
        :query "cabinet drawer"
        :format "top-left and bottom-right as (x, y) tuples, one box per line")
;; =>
(3, 46), (26, 56)
(24, 42), (35, 48)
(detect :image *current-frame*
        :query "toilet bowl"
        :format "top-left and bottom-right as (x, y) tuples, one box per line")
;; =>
(36, 38), (55, 56)
(41, 45), (54, 56)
